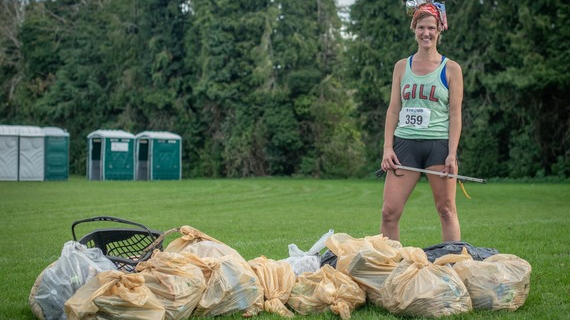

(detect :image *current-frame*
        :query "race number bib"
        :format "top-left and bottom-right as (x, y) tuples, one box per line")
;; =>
(398, 107), (431, 129)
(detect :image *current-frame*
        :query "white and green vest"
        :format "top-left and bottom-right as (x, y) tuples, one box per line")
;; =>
(394, 55), (450, 140)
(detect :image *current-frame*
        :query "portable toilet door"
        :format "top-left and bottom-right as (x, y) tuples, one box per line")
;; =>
(87, 130), (135, 180)
(43, 127), (70, 181)
(18, 126), (45, 181)
(135, 131), (182, 180)
(0, 125), (19, 181)
(135, 137), (150, 180)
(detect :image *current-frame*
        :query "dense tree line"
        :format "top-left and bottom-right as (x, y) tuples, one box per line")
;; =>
(0, 0), (568, 179)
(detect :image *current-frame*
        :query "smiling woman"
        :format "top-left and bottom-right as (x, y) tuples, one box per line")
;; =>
(379, 1), (465, 243)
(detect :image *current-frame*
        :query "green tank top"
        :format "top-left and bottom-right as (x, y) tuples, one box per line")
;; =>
(394, 56), (450, 140)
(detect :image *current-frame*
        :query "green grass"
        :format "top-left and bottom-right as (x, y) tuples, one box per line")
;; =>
(1, 176), (569, 320)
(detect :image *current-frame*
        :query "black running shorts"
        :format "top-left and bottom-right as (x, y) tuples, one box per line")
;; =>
(393, 136), (449, 169)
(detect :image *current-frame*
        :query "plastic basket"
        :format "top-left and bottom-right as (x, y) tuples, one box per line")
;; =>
(72, 216), (164, 272)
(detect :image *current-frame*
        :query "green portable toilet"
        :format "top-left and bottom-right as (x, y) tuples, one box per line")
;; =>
(0, 125), (20, 181)
(135, 131), (182, 180)
(87, 130), (135, 180)
(43, 127), (70, 181)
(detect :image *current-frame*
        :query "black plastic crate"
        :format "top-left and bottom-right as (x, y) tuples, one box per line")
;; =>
(72, 216), (164, 272)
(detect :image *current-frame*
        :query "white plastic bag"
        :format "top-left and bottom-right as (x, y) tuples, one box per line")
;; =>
(30, 241), (117, 320)
(281, 229), (334, 276)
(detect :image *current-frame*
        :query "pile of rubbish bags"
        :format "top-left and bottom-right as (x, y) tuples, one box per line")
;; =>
(29, 226), (532, 320)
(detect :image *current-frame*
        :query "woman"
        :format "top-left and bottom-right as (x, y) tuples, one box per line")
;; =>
(380, 2), (464, 242)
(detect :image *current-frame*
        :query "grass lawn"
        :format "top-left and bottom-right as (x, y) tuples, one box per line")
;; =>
(1, 176), (569, 319)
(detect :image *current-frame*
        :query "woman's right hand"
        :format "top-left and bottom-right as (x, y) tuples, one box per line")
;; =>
(381, 148), (401, 172)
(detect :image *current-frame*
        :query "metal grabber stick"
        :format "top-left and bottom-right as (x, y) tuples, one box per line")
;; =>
(375, 165), (487, 199)
(376, 165), (486, 183)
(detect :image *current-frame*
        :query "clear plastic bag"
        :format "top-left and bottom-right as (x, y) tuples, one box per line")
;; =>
(282, 229), (334, 276)
(30, 241), (117, 320)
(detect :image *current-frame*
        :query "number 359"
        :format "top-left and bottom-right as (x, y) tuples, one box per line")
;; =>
(405, 115), (423, 126)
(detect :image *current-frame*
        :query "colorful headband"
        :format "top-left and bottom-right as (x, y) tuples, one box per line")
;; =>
(404, 0), (448, 31)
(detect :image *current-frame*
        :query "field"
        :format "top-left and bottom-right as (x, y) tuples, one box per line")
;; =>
(1, 176), (569, 319)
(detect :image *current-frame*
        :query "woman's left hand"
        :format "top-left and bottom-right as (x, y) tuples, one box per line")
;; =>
(442, 155), (457, 178)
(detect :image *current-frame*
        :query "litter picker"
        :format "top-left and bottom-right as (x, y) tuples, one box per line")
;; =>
(376, 165), (486, 183)
(375, 165), (487, 199)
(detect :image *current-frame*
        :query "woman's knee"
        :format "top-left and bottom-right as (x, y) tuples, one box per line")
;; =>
(436, 202), (457, 221)
(381, 206), (402, 223)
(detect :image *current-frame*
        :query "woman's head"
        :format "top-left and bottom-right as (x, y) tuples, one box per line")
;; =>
(411, 4), (442, 30)
(411, 4), (443, 45)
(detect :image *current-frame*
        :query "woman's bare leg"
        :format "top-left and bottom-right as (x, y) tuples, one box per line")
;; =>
(426, 164), (461, 241)
(381, 169), (421, 241)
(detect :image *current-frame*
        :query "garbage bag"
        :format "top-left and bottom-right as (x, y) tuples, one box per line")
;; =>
(64, 270), (165, 320)
(286, 264), (366, 320)
(281, 229), (334, 276)
(423, 241), (499, 262)
(320, 249), (338, 268)
(248, 256), (296, 318)
(135, 250), (207, 320)
(164, 226), (244, 262)
(379, 247), (472, 317)
(191, 254), (264, 317)
(325, 233), (402, 307)
(453, 253), (532, 311)
(29, 241), (117, 320)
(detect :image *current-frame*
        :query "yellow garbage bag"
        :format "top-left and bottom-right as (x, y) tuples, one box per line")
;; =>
(379, 247), (472, 317)
(191, 254), (264, 318)
(248, 256), (296, 318)
(453, 253), (532, 311)
(135, 250), (207, 320)
(325, 233), (402, 306)
(287, 265), (366, 319)
(64, 270), (165, 320)
(164, 226), (244, 261)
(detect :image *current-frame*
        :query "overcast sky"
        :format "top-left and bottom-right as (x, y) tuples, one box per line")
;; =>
(337, 0), (355, 7)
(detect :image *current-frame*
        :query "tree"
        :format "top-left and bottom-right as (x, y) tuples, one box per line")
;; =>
(0, 0), (26, 119)
(344, 0), (413, 170)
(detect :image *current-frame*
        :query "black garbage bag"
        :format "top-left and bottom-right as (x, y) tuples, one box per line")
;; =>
(423, 241), (499, 263)
(320, 249), (338, 268)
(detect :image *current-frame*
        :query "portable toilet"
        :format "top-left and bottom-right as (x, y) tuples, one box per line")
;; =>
(43, 127), (70, 181)
(0, 125), (46, 181)
(135, 131), (182, 180)
(16, 125), (45, 181)
(0, 125), (19, 181)
(87, 130), (135, 180)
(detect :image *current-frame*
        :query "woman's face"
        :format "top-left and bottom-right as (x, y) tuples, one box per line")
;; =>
(414, 15), (440, 49)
